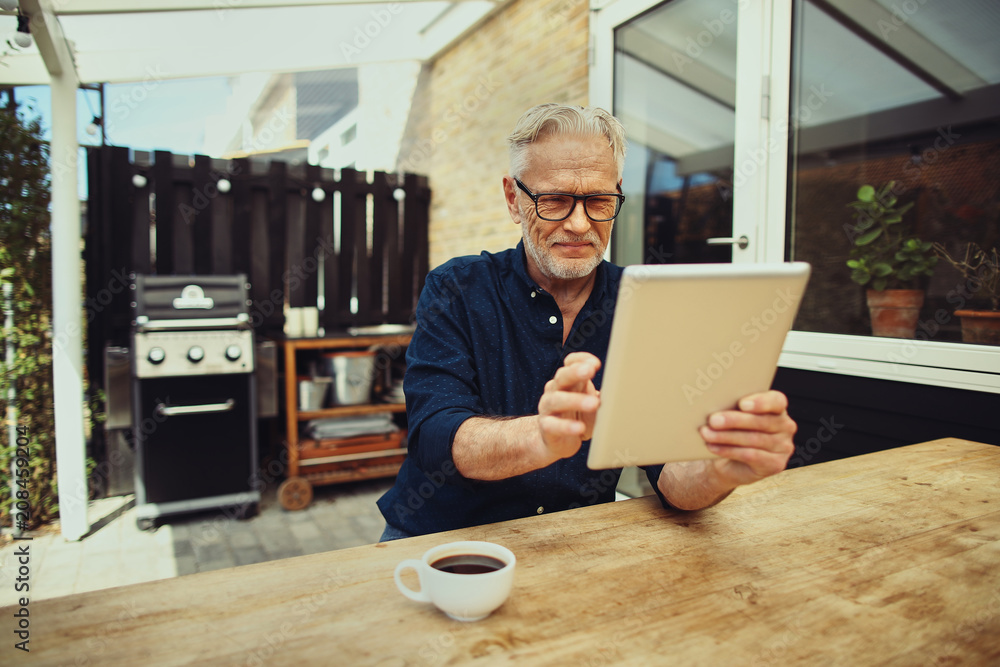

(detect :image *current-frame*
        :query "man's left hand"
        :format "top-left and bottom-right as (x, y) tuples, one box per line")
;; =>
(698, 390), (797, 487)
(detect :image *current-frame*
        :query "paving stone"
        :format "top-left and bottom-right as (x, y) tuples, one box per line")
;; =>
(297, 537), (333, 556)
(232, 545), (270, 567)
(284, 509), (314, 523)
(252, 522), (296, 554)
(266, 548), (306, 560)
(191, 540), (231, 564)
(167, 523), (191, 541)
(226, 526), (262, 550)
(288, 521), (323, 542)
(173, 554), (198, 577)
(349, 515), (383, 544)
(196, 558), (238, 574)
(171, 539), (195, 558)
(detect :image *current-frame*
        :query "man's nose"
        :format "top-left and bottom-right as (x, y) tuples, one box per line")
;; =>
(561, 199), (592, 235)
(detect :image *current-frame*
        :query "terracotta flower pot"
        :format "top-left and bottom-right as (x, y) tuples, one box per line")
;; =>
(954, 310), (1000, 345)
(866, 289), (924, 339)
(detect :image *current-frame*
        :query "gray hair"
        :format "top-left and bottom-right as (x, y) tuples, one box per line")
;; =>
(506, 104), (627, 181)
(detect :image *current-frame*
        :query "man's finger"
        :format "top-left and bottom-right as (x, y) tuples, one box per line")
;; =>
(706, 410), (793, 435)
(551, 360), (598, 390)
(540, 391), (600, 415)
(737, 390), (788, 414)
(539, 414), (587, 436)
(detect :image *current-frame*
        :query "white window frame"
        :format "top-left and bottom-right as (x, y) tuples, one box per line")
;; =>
(590, 0), (1000, 395)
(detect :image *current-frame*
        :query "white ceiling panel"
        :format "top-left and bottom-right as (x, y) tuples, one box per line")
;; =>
(0, 1), (500, 84)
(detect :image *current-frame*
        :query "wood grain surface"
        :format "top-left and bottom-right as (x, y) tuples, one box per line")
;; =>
(8, 438), (999, 666)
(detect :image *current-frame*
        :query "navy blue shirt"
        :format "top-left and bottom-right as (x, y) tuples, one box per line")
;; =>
(377, 242), (667, 535)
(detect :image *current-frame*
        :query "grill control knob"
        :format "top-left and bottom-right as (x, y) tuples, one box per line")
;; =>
(225, 344), (242, 361)
(187, 346), (205, 363)
(148, 347), (166, 365)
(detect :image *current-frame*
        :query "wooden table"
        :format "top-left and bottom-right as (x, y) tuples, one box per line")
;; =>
(9, 438), (1000, 665)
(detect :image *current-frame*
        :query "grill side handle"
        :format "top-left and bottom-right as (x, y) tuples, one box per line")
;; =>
(155, 399), (236, 417)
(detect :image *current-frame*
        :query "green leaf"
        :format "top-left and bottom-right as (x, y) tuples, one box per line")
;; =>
(884, 214), (903, 225)
(872, 277), (888, 291)
(857, 185), (876, 202)
(872, 263), (894, 277)
(846, 259), (860, 269)
(855, 228), (883, 246)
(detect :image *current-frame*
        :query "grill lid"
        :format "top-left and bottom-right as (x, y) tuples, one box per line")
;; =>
(132, 274), (250, 329)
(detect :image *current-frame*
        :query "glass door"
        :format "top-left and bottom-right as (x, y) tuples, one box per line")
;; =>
(778, 0), (1000, 392)
(594, 0), (1000, 391)
(592, 0), (773, 267)
(786, 0), (1000, 340)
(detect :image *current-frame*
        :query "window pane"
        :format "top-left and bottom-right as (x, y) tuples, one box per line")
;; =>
(613, 0), (738, 266)
(787, 0), (1000, 344)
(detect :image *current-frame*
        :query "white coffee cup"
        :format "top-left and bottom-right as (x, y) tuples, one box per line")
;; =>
(394, 541), (516, 621)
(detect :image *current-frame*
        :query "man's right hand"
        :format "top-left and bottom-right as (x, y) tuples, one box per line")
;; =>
(453, 352), (602, 480)
(537, 352), (602, 461)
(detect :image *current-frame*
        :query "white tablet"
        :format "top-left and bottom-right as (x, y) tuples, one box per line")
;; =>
(586, 262), (811, 469)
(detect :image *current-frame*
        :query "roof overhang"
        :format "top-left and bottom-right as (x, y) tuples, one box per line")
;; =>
(1, 0), (503, 85)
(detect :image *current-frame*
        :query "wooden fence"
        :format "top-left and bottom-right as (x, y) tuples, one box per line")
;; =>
(84, 145), (430, 387)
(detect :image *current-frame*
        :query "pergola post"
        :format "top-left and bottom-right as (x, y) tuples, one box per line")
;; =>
(23, 0), (89, 540)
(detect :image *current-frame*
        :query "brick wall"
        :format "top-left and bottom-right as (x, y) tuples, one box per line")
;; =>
(399, 0), (591, 268)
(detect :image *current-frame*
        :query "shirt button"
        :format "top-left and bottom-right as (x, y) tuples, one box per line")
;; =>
(530, 291), (536, 298)
(536, 506), (544, 514)
(548, 315), (557, 325)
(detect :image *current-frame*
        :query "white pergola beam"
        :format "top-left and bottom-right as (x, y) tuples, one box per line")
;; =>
(825, 0), (985, 95)
(2, 2), (500, 85)
(59, 0), (490, 14)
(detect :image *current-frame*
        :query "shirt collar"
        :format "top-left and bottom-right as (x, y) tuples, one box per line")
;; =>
(512, 240), (609, 303)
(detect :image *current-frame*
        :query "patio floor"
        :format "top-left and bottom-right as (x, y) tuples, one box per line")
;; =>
(0, 477), (393, 606)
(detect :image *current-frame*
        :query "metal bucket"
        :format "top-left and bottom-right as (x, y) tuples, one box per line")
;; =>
(321, 351), (376, 406)
(298, 376), (332, 411)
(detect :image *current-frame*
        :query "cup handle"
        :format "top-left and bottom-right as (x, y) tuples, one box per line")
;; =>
(394, 560), (430, 602)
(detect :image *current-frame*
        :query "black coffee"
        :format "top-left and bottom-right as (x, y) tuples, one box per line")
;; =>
(430, 554), (506, 575)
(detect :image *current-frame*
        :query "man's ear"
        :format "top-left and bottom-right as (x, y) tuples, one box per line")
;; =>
(503, 176), (522, 226)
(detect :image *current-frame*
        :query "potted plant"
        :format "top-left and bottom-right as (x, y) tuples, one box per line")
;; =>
(845, 182), (937, 338)
(933, 241), (1000, 345)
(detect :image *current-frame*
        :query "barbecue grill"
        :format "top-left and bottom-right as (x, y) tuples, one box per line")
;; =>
(130, 274), (260, 529)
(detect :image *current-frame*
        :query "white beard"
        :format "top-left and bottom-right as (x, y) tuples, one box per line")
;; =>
(522, 226), (607, 281)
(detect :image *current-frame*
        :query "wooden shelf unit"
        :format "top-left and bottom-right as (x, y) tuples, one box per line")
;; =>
(277, 333), (411, 508)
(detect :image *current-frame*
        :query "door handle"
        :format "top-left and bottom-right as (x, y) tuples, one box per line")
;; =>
(706, 235), (749, 250)
(156, 399), (236, 417)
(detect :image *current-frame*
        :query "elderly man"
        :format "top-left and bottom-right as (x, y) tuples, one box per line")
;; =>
(377, 103), (796, 540)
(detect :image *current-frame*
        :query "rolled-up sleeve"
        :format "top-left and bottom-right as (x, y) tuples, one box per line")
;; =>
(403, 269), (482, 480)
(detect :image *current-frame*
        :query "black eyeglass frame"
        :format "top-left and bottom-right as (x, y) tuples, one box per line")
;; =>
(514, 178), (625, 222)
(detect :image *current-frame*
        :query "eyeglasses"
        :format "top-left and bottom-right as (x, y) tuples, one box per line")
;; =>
(514, 179), (625, 223)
